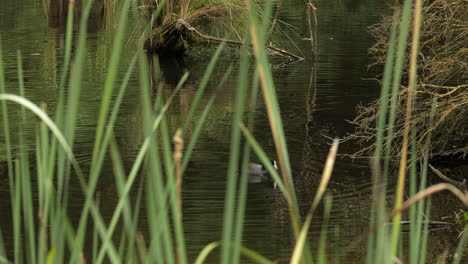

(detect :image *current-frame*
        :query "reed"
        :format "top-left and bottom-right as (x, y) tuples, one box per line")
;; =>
(0, 0), (467, 263)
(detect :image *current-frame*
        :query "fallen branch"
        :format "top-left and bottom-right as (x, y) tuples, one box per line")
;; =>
(429, 164), (467, 192)
(176, 19), (304, 63)
(389, 183), (468, 218)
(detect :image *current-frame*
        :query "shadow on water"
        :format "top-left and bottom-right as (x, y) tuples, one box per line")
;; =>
(0, 0), (465, 262)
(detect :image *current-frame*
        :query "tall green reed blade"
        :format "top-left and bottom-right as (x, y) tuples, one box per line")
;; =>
(194, 242), (221, 264)
(55, 0), (75, 127)
(317, 196), (333, 264)
(291, 139), (338, 264)
(72, 0), (132, 260)
(181, 42), (226, 134)
(0, 38), (10, 262)
(108, 137), (134, 258)
(408, 122), (419, 264)
(408, 99), (431, 264)
(13, 160), (23, 264)
(452, 225), (467, 264)
(0, 91), (123, 264)
(0, 93), (122, 263)
(180, 66), (232, 174)
(245, 0), (312, 262)
(220, 42), (249, 264)
(50, 7), (75, 250)
(162, 84), (222, 264)
(232, 63), (260, 264)
(16, 51), (37, 264)
(154, 84), (177, 264)
(246, 0), (297, 208)
(61, 0), (97, 261)
(93, 69), (187, 264)
(126, 177), (145, 263)
(367, 1), (414, 262)
(139, 58), (164, 263)
(86, 54), (136, 262)
(418, 198), (431, 264)
(367, 15), (399, 264)
(60, 0), (92, 184)
(140, 54), (175, 264)
(92, 56), (138, 264)
(239, 246), (276, 264)
(92, 0), (131, 159)
(152, 57), (189, 264)
(392, 0), (422, 255)
(194, 242), (276, 264)
(383, 0), (413, 174)
(36, 103), (54, 264)
(94, 58), (190, 264)
(45, 1), (91, 261)
(412, 99), (437, 264)
(91, 192), (101, 263)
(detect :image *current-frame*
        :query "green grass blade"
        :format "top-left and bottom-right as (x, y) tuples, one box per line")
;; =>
(220, 44), (249, 264)
(391, 0), (419, 255)
(180, 68), (231, 174)
(0, 94), (121, 263)
(369, 14), (399, 264)
(240, 246), (276, 264)
(232, 63), (260, 264)
(0, 38), (11, 262)
(181, 42), (226, 133)
(452, 225), (467, 264)
(13, 160), (22, 264)
(92, 0), (132, 159)
(94, 56), (187, 264)
(0, 39), (15, 263)
(17, 50), (38, 264)
(126, 178), (145, 263)
(222, 46), (250, 264)
(159, 103), (187, 264)
(244, 7), (310, 261)
(419, 199), (431, 264)
(139, 54), (172, 263)
(317, 196), (333, 264)
(0, 94), (74, 157)
(194, 242), (221, 264)
(291, 140), (338, 264)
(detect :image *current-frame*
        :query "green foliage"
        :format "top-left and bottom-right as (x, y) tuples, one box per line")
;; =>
(455, 210), (468, 225)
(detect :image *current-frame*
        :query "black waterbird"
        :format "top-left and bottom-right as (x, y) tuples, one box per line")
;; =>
(245, 159), (279, 188)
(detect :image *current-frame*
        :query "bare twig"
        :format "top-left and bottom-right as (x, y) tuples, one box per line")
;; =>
(429, 164), (467, 191)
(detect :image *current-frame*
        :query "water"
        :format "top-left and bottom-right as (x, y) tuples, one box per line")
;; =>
(0, 0), (464, 263)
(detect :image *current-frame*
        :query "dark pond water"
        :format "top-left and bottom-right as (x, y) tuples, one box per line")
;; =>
(0, 0), (465, 263)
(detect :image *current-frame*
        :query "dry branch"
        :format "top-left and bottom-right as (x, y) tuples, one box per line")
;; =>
(176, 19), (304, 63)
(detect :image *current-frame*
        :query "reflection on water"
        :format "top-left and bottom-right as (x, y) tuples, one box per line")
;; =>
(0, 0), (464, 262)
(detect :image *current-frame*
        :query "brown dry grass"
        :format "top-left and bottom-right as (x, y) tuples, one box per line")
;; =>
(348, 0), (467, 160)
